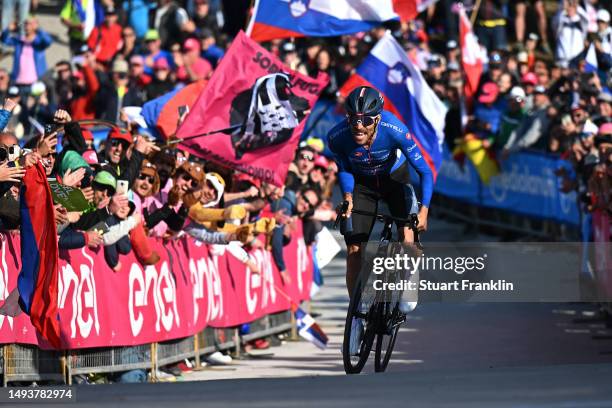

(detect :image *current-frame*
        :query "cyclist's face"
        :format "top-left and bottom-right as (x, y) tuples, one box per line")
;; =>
(349, 114), (380, 145)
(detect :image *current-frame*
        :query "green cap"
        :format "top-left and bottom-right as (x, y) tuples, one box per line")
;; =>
(93, 171), (117, 190)
(144, 29), (160, 41)
(59, 150), (90, 177)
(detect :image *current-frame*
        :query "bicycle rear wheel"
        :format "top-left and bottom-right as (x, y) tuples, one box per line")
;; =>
(343, 273), (376, 374)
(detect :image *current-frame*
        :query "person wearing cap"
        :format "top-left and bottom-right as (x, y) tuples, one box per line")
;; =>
(176, 37), (212, 83)
(105, 125), (158, 187)
(129, 55), (152, 88)
(474, 82), (505, 145)
(86, 5), (122, 65)
(199, 28), (224, 68)
(142, 29), (173, 76)
(1, 16), (52, 86)
(151, 160), (205, 236)
(145, 57), (175, 100)
(497, 86), (527, 149)
(596, 9), (611, 55)
(98, 58), (146, 123)
(503, 85), (552, 156)
(520, 72), (538, 110)
(593, 93), (612, 126)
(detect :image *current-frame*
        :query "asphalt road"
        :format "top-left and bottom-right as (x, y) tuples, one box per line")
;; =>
(13, 216), (612, 408)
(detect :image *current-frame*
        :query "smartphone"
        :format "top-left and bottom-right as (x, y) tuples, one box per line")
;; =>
(7, 145), (21, 162)
(44, 123), (59, 136)
(116, 180), (129, 196)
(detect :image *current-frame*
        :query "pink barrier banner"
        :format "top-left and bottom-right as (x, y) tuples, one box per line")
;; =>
(593, 210), (612, 299)
(0, 224), (312, 349)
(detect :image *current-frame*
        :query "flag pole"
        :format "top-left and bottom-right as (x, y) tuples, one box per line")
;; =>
(470, 0), (482, 26)
(165, 124), (244, 145)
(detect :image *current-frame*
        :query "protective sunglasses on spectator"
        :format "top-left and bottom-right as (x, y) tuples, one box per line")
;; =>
(300, 193), (317, 211)
(180, 172), (200, 188)
(299, 152), (314, 161)
(348, 115), (377, 127)
(138, 173), (155, 184)
(110, 139), (129, 148)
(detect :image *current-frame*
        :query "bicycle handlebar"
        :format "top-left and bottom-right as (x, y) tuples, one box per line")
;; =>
(334, 201), (423, 250)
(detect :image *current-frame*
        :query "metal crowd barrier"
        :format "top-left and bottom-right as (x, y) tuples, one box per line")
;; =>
(431, 194), (581, 241)
(1, 310), (292, 386)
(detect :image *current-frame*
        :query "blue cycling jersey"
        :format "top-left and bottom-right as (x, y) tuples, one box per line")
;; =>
(327, 110), (434, 207)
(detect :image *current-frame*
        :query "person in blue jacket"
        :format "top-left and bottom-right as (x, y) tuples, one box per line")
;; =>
(0, 16), (52, 86)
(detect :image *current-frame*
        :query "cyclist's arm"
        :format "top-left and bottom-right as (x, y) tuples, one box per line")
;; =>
(396, 135), (433, 207)
(328, 138), (354, 196)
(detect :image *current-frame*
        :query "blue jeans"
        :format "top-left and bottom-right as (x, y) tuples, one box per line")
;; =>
(1, 0), (31, 37)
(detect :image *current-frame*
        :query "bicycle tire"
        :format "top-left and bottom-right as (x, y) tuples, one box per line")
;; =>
(343, 275), (376, 374)
(373, 243), (407, 372)
(374, 306), (401, 372)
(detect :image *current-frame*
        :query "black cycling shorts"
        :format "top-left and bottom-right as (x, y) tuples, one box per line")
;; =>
(345, 163), (418, 246)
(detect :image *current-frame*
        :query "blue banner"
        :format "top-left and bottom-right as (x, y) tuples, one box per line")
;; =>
(435, 146), (580, 225)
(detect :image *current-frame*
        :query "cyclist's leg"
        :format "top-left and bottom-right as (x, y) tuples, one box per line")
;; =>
(345, 181), (378, 296)
(385, 180), (420, 313)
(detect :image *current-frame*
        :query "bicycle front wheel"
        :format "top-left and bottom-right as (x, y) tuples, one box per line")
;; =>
(343, 274), (376, 374)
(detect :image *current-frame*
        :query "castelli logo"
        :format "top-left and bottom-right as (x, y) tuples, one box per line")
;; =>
(58, 248), (100, 339)
(0, 234), (13, 330)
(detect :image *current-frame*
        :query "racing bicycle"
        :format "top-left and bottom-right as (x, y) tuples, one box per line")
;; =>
(335, 203), (423, 374)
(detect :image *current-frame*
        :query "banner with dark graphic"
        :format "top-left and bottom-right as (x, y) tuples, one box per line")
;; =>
(176, 31), (328, 186)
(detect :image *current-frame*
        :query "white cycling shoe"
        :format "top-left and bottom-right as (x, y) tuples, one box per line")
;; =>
(348, 317), (364, 356)
(399, 301), (417, 314)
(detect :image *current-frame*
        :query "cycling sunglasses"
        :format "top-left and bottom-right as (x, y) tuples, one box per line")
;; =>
(347, 114), (377, 127)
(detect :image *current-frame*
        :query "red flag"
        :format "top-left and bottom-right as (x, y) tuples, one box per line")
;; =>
(17, 162), (62, 348)
(459, 6), (484, 107)
(176, 31), (328, 187)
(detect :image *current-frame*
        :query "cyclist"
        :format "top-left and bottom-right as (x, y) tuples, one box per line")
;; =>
(328, 86), (433, 353)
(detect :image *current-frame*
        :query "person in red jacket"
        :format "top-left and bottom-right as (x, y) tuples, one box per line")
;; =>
(87, 5), (123, 68)
(70, 53), (100, 120)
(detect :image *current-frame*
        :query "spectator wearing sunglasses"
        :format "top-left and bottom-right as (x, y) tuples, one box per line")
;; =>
(149, 160), (205, 237)
(269, 185), (321, 285)
(99, 59), (146, 123)
(104, 127), (157, 187)
(285, 145), (316, 192)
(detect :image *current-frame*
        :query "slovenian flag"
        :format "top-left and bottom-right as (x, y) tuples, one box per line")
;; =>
(584, 42), (598, 73)
(17, 163), (62, 348)
(340, 31), (447, 177)
(295, 306), (328, 349)
(247, 0), (419, 42)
